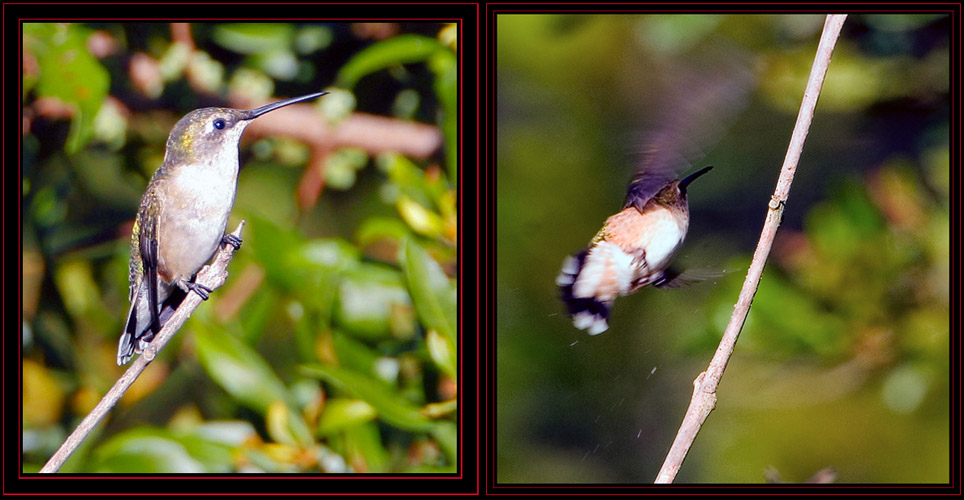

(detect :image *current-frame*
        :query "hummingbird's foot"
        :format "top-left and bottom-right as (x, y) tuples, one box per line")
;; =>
(136, 335), (154, 353)
(185, 281), (213, 300)
(221, 233), (242, 250)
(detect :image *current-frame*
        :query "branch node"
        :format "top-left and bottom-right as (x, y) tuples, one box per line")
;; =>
(768, 195), (784, 211)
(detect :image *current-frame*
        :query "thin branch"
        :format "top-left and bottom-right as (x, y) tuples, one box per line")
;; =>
(654, 14), (847, 484)
(39, 221), (246, 474)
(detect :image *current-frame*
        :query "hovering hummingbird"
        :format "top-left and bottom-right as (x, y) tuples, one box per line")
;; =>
(556, 165), (713, 335)
(556, 51), (754, 335)
(117, 91), (328, 365)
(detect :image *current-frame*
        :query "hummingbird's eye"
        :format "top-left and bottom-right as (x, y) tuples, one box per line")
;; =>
(213, 118), (226, 130)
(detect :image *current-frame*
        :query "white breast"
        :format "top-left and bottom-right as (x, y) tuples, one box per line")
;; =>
(636, 212), (686, 273)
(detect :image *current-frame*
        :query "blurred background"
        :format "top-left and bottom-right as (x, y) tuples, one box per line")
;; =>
(496, 14), (948, 483)
(22, 22), (457, 473)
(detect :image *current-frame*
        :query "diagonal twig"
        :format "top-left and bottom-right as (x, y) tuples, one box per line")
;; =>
(654, 14), (848, 483)
(39, 221), (246, 474)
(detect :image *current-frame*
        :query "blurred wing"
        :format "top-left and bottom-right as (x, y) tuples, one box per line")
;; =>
(652, 267), (726, 289)
(623, 44), (755, 212)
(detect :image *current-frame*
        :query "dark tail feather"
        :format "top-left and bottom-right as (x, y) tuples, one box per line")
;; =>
(117, 304), (140, 366)
(557, 250), (612, 335)
(116, 287), (187, 365)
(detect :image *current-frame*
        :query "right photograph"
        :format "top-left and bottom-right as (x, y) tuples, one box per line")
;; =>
(496, 13), (949, 484)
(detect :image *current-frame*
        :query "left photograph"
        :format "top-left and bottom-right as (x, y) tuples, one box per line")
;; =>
(22, 22), (458, 475)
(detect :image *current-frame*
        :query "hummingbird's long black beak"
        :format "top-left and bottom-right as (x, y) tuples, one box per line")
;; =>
(678, 166), (713, 194)
(243, 91), (329, 120)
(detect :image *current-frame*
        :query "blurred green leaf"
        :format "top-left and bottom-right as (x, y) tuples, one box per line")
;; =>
(318, 87), (356, 124)
(708, 260), (848, 358)
(248, 215), (307, 290)
(336, 34), (445, 88)
(356, 216), (412, 248)
(266, 400), (313, 447)
(318, 398), (377, 435)
(806, 181), (884, 262)
(294, 25), (333, 54)
(426, 329), (457, 381)
(194, 323), (288, 414)
(212, 23), (294, 54)
(881, 363), (932, 414)
(158, 41), (191, 81)
(325, 148), (368, 190)
(24, 23), (109, 154)
(399, 238), (457, 348)
(397, 194), (445, 237)
(343, 421), (391, 472)
(331, 330), (380, 373)
(428, 48), (458, 184)
(252, 49), (300, 80)
(637, 15), (722, 54)
(291, 238), (362, 273)
(377, 152), (447, 208)
(300, 363), (435, 432)
(91, 429), (227, 473)
(335, 263), (412, 340)
(431, 421), (458, 464)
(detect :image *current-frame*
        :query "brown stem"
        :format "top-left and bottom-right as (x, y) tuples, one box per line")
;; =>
(654, 14), (848, 483)
(39, 221), (245, 474)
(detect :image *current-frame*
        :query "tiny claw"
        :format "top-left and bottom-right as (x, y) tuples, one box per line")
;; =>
(186, 281), (212, 300)
(222, 233), (242, 250)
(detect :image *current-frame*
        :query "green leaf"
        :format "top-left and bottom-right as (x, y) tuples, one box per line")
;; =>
(335, 264), (412, 341)
(343, 421), (391, 472)
(317, 398), (377, 435)
(92, 429), (214, 473)
(336, 34), (445, 88)
(300, 363), (435, 432)
(399, 238), (457, 348)
(426, 329), (456, 380)
(248, 215), (306, 290)
(331, 330), (381, 373)
(25, 23), (109, 154)
(292, 238), (362, 273)
(266, 400), (314, 447)
(325, 147), (368, 190)
(212, 23), (294, 54)
(356, 216), (412, 247)
(194, 323), (288, 414)
(377, 152), (448, 208)
(429, 48), (458, 185)
(294, 25), (333, 54)
(431, 421), (458, 464)
(397, 195), (445, 237)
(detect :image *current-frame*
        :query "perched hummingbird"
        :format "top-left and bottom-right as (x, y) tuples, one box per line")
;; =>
(117, 91), (328, 365)
(556, 165), (713, 335)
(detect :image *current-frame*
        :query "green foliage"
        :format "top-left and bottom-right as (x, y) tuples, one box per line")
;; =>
(194, 321), (290, 414)
(335, 34), (446, 89)
(496, 14), (948, 483)
(24, 23), (110, 154)
(301, 364), (436, 433)
(400, 238), (458, 380)
(335, 32), (458, 182)
(22, 22), (457, 474)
